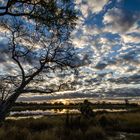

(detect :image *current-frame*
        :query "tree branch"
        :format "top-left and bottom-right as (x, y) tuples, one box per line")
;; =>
(22, 89), (55, 94)
(11, 31), (26, 84)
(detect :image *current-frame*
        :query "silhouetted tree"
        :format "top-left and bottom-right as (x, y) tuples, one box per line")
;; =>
(125, 99), (129, 105)
(79, 100), (94, 118)
(0, 0), (77, 121)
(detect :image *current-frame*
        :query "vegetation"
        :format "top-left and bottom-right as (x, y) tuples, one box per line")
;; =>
(0, 111), (140, 140)
(0, 100), (140, 139)
(79, 99), (94, 117)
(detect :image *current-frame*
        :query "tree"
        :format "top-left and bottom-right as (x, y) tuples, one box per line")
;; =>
(0, 0), (77, 121)
(79, 99), (94, 118)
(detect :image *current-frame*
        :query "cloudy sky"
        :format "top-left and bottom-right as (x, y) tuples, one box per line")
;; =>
(19, 0), (140, 102)
(0, 0), (140, 101)
(69, 0), (140, 99)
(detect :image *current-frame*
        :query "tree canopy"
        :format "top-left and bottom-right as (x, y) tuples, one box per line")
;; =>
(0, 0), (78, 120)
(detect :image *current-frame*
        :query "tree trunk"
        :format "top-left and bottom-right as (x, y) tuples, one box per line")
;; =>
(0, 89), (22, 122)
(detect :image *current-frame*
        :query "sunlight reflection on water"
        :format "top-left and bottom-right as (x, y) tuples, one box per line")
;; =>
(9, 108), (128, 119)
(10, 109), (80, 116)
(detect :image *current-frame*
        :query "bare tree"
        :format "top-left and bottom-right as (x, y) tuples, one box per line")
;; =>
(0, 0), (74, 16)
(0, 0), (77, 121)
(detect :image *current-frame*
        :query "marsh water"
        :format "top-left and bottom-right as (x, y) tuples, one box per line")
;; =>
(9, 108), (128, 119)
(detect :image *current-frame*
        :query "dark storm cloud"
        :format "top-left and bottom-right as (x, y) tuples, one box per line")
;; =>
(104, 8), (140, 33)
(108, 74), (140, 84)
(18, 85), (140, 102)
(0, 42), (9, 63)
(118, 0), (140, 31)
(104, 0), (140, 33)
(0, 41), (34, 65)
(18, 92), (99, 102)
(118, 10), (139, 32)
(106, 88), (140, 97)
(95, 62), (107, 69)
(120, 47), (140, 62)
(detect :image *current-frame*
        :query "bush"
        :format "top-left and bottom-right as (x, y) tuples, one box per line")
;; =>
(31, 131), (57, 140)
(79, 100), (94, 118)
(0, 127), (31, 140)
(85, 126), (107, 140)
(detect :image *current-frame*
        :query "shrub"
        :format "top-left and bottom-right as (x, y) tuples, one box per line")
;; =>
(85, 126), (107, 140)
(0, 127), (31, 140)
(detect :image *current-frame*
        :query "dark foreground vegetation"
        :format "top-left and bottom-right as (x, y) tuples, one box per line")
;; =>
(0, 111), (140, 140)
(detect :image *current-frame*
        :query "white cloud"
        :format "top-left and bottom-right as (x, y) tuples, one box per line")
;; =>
(121, 34), (140, 44)
(87, 0), (109, 14)
(77, 0), (109, 17)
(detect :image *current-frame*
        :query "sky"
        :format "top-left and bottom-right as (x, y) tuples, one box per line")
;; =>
(70, 0), (140, 99)
(18, 0), (140, 102)
(0, 0), (140, 102)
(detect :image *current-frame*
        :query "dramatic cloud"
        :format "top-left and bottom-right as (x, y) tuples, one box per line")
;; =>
(68, 0), (140, 100)
(103, 7), (140, 33)
(76, 0), (109, 15)
(1, 0), (140, 101)
(121, 33), (140, 44)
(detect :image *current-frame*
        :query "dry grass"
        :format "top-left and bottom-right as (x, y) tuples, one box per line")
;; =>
(0, 112), (140, 140)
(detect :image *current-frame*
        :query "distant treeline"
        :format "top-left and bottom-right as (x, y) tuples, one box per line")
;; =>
(10, 100), (140, 112)
(14, 100), (139, 107)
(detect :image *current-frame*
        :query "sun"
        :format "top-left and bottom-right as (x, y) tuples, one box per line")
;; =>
(52, 99), (69, 105)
